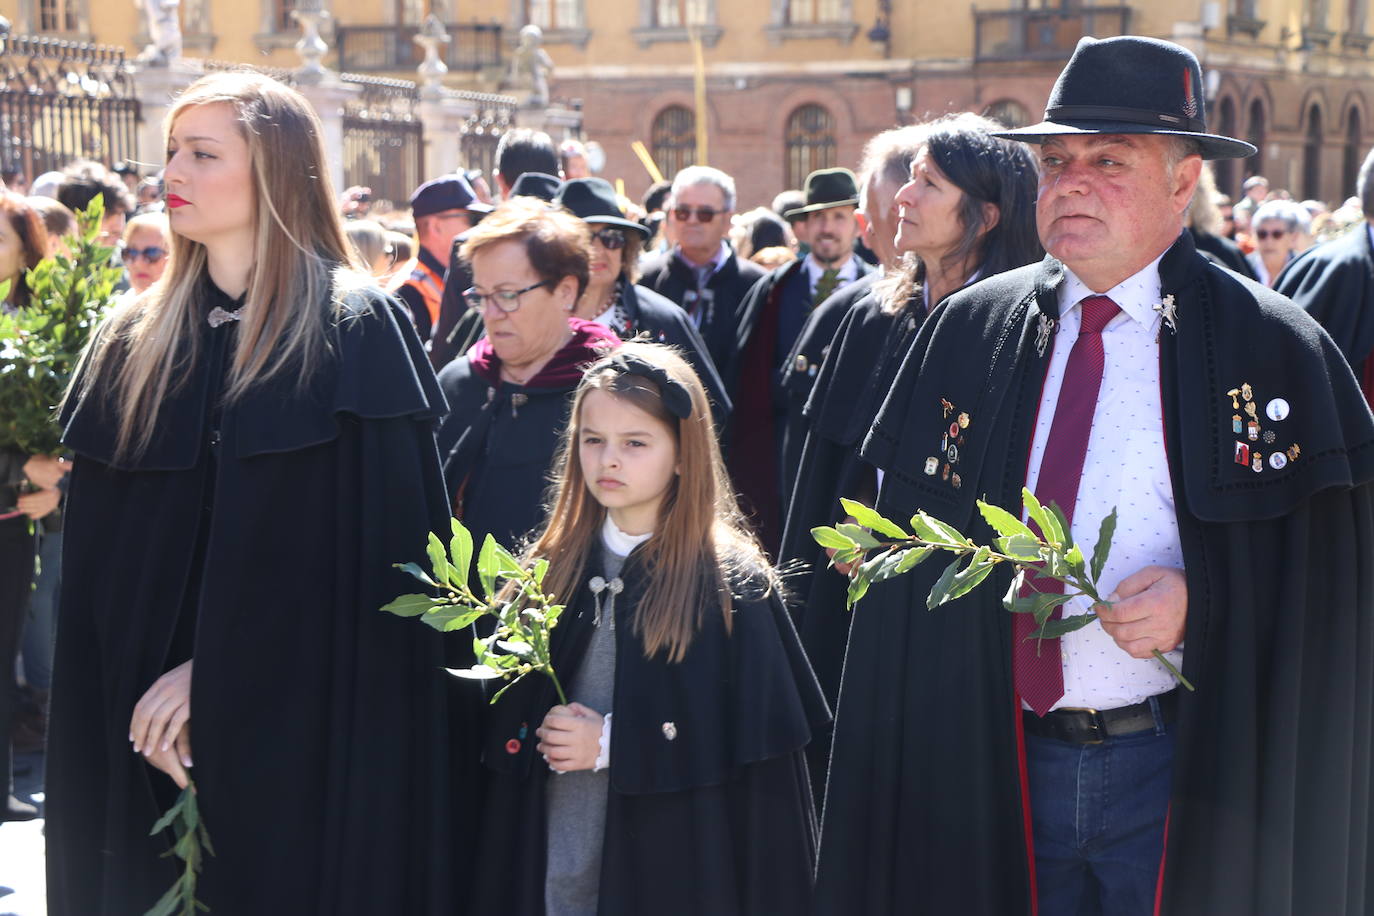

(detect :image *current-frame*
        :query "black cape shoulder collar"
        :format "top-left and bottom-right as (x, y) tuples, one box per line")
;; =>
(863, 233), (1374, 527)
(62, 285), (446, 471)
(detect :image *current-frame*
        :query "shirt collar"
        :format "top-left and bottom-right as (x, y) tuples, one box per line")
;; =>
(1058, 252), (1166, 332)
(805, 253), (859, 287)
(676, 240), (730, 275)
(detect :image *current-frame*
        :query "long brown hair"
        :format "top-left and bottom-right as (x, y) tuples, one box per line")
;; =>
(69, 70), (367, 459)
(526, 341), (774, 662)
(0, 192), (50, 308)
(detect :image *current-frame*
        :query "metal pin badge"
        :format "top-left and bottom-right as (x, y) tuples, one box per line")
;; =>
(924, 456), (939, 476)
(1153, 294), (1178, 334)
(661, 722), (677, 741)
(1266, 398), (1290, 421)
(1234, 442), (1250, 465)
(958, 412), (971, 429)
(1036, 315), (1056, 357)
(1269, 451), (1288, 470)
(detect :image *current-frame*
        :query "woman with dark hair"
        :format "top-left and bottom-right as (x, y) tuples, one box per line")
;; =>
(48, 72), (460, 914)
(0, 191), (58, 823)
(778, 113), (1043, 800)
(554, 177), (731, 423)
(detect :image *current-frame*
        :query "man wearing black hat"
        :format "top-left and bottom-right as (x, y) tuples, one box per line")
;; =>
(816, 36), (1374, 916)
(398, 173), (492, 341)
(730, 167), (871, 552)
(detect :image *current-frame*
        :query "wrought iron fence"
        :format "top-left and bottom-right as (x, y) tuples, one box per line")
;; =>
(341, 74), (424, 213)
(457, 90), (517, 184)
(0, 34), (140, 186)
(335, 23), (503, 74)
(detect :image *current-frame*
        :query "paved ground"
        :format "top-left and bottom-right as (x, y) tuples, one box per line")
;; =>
(0, 750), (47, 916)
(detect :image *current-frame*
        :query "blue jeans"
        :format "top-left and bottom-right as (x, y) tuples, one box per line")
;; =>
(1026, 699), (1174, 916)
(21, 529), (61, 691)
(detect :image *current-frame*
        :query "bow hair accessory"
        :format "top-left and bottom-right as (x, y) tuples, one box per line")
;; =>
(604, 353), (694, 420)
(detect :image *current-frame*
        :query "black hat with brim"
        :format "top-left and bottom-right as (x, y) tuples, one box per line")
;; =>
(410, 173), (494, 218)
(554, 177), (650, 237)
(509, 171), (562, 202)
(993, 35), (1256, 161)
(784, 167), (860, 219)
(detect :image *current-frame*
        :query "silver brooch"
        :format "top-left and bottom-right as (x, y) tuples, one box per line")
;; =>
(1154, 294), (1179, 336)
(207, 306), (242, 328)
(661, 722), (677, 741)
(588, 575), (624, 628)
(1035, 314), (1056, 357)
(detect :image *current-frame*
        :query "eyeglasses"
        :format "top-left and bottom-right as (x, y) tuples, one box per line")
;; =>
(463, 280), (548, 313)
(1255, 229), (1287, 240)
(671, 206), (720, 223)
(591, 228), (627, 251)
(120, 245), (167, 264)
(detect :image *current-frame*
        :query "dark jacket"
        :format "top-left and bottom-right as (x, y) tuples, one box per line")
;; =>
(1190, 226), (1255, 279)
(1275, 223), (1374, 379)
(637, 247), (767, 384)
(814, 233), (1374, 915)
(428, 237), (475, 372)
(472, 539), (829, 915)
(47, 282), (466, 915)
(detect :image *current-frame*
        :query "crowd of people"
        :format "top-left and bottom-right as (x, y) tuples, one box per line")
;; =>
(3, 32), (1374, 916)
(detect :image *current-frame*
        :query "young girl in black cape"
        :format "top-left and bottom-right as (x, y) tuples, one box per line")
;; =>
(472, 341), (829, 916)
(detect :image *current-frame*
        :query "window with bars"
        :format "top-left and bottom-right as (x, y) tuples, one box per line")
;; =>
(38, 0), (81, 32)
(786, 0), (845, 24)
(526, 0), (585, 29)
(276, 0), (299, 32)
(785, 104), (836, 190)
(651, 106), (697, 181)
(654, 0), (712, 26)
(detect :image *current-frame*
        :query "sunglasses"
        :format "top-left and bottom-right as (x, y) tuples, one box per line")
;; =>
(120, 245), (167, 264)
(672, 206), (720, 223)
(463, 280), (548, 313)
(1255, 229), (1287, 240)
(591, 228), (627, 251)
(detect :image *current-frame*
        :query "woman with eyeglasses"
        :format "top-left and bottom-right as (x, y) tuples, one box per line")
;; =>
(1246, 198), (1311, 287)
(118, 212), (170, 294)
(434, 196), (622, 559)
(553, 177), (731, 424)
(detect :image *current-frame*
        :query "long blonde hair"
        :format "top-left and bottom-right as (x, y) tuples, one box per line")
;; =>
(527, 342), (774, 663)
(71, 71), (366, 459)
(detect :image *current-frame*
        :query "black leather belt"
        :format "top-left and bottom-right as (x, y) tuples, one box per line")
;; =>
(1022, 690), (1178, 744)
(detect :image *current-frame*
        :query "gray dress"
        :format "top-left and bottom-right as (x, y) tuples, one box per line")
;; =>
(544, 543), (626, 916)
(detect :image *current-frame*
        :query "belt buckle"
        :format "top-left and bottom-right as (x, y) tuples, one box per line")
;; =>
(1057, 706), (1107, 744)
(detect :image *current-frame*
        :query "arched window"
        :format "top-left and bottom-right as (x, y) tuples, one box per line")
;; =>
(784, 104), (836, 190)
(1211, 97), (1237, 197)
(1344, 108), (1363, 201)
(651, 106), (697, 181)
(1246, 100), (1266, 180)
(1303, 104), (1324, 201)
(982, 99), (1030, 129)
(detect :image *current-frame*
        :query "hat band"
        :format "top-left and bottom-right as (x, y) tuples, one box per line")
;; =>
(1045, 104), (1206, 135)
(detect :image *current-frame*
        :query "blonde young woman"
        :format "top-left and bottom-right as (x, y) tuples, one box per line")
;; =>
(47, 72), (463, 915)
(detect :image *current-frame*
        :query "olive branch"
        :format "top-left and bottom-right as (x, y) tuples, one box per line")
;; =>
(145, 781), (213, 916)
(812, 487), (1193, 690)
(384, 517), (569, 705)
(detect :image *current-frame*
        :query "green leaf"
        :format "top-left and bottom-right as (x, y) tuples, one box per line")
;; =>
(476, 536), (499, 599)
(381, 593), (440, 618)
(1048, 502), (1074, 548)
(945, 547), (996, 603)
(1063, 543), (1087, 579)
(927, 556), (965, 610)
(978, 501), (1036, 541)
(1023, 488), (1064, 547)
(448, 518), (474, 585)
(835, 523), (882, 549)
(426, 532), (451, 588)
(419, 606), (485, 633)
(144, 881), (184, 916)
(149, 789), (188, 836)
(496, 639), (534, 656)
(492, 541), (524, 577)
(393, 561), (437, 588)
(909, 511), (967, 547)
(831, 546), (866, 568)
(812, 525), (858, 551)
(839, 498), (908, 539)
(532, 557), (550, 587)
(846, 570), (872, 609)
(1090, 507), (1117, 582)
(994, 534), (1042, 561)
(1030, 613), (1099, 639)
(1005, 590), (1075, 622)
(894, 545), (933, 574)
(447, 665), (506, 680)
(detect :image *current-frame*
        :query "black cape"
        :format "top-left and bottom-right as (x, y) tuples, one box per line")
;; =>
(815, 233), (1374, 915)
(471, 539), (830, 915)
(1275, 223), (1374, 377)
(1190, 226), (1255, 279)
(776, 288), (928, 802)
(47, 283), (467, 915)
(430, 278), (732, 426)
(637, 247), (768, 385)
(427, 239), (475, 371)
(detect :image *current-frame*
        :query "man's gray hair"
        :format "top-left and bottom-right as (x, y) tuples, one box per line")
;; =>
(670, 166), (737, 212)
(1162, 136), (1204, 174)
(857, 124), (932, 200)
(1357, 146), (1374, 217)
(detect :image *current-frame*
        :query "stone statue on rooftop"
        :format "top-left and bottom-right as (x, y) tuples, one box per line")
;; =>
(135, 0), (182, 66)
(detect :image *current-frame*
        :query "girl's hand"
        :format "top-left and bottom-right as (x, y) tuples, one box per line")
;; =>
(130, 659), (193, 766)
(536, 702), (604, 772)
(142, 724), (193, 790)
(22, 454), (69, 490)
(16, 487), (60, 520)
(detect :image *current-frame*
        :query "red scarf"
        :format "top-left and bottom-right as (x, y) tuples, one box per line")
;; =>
(467, 318), (621, 388)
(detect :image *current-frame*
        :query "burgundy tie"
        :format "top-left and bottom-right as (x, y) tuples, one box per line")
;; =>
(1015, 295), (1120, 717)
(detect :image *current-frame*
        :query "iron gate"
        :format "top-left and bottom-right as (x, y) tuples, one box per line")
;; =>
(342, 74), (423, 212)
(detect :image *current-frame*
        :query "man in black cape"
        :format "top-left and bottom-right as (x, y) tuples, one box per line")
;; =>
(1275, 144), (1374, 407)
(815, 36), (1374, 915)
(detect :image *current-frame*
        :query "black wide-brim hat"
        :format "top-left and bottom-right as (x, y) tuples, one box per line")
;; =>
(784, 167), (860, 218)
(553, 177), (650, 237)
(994, 35), (1256, 161)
